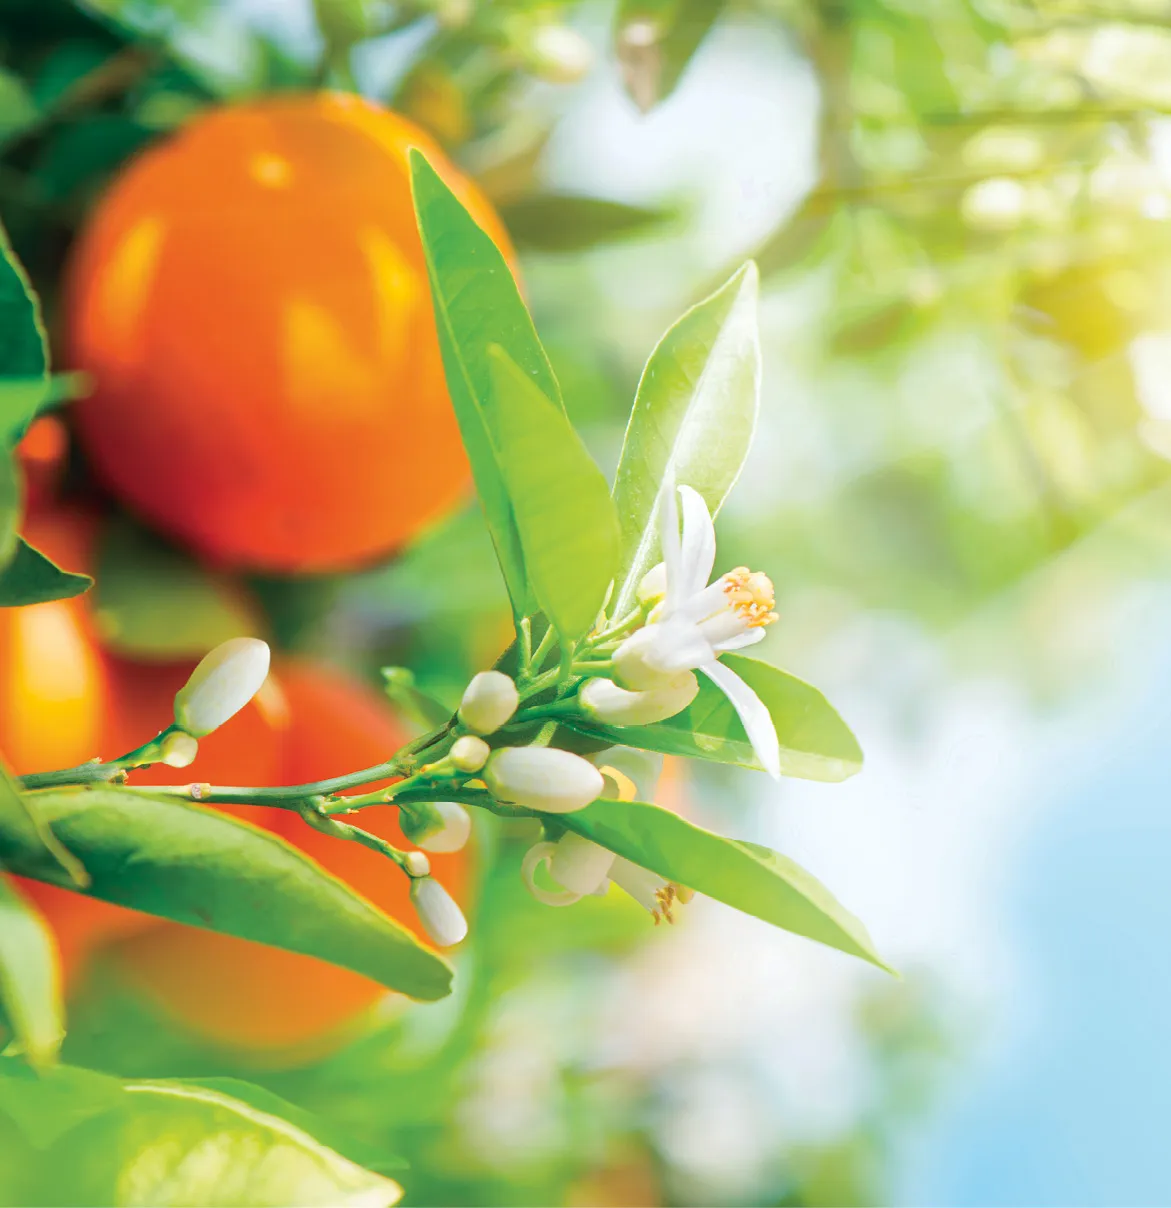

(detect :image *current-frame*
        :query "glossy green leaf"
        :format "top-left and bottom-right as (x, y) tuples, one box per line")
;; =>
(0, 875), (62, 1066)
(0, 450), (18, 572)
(615, 0), (729, 112)
(381, 667), (452, 732)
(562, 798), (890, 970)
(569, 654), (863, 782)
(0, 764), (87, 888)
(0, 1060), (404, 1206)
(411, 149), (562, 621)
(168, 1078), (406, 1175)
(93, 518), (259, 657)
(611, 261), (761, 616)
(0, 218), (47, 446)
(487, 345), (620, 643)
(0, 789), (453, 1001)
(500, 193), (671, 252)
(0, 538), (92, 607)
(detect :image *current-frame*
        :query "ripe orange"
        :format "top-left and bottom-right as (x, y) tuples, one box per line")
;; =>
(64, 92), (514, 573)
(111, 657), (472, 1052)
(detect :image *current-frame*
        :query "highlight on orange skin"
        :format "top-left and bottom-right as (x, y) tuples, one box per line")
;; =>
(111, 658), (472, 1053)
(65, 92), (515, 573)
(17, 415), (69, 514)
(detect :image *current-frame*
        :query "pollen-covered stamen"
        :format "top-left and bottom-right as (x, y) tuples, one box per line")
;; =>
(651, 882), (687, 925)
(720, 567), (778, 629)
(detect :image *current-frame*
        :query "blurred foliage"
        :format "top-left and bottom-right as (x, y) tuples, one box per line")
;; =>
(2, 0), (1170, 1202)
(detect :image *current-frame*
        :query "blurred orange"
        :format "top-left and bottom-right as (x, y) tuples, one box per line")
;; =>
(112, 657), (472, 1052)
(17, 415), (69, 514)
(65, 91), (514, 573)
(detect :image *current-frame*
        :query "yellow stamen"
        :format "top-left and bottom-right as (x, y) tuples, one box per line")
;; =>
(652, 883), (689, 925)
(720, 567), (779, 629)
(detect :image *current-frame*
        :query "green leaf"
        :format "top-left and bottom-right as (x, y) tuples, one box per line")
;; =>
(0, 217), (48, 446)
(0, 538), (92, 607)
(410, 148), (562, 622)
(611, 261), (761, 616)
(0, 875), (62, 1067)
(0, 1060), (404, 1206)
(381, 667), (452, 732)
(0, 450), (18, 573)
(569, 654), (863, 782)
(486, 345), (620, 643)
(167, 1078), (406, 1175)
(93, 518), (259, 658)
(500, 193), (672, 252)
(0, 789), (453, 1002)
(615, 0), (729, 111)
(0, 764), (87, 888)
(562, 798), (890, 971)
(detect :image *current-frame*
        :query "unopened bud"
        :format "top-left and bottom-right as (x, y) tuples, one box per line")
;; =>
(159, 730), (199, 768)
(450, 734), (490, 772)
(410, 877), (468, 947)
(526, 23), (594, 83)
(458, 671), (518, 735)
(579, 672), (698, 726)
(404, 850), (431, 878)
(483, 747), (603, 814)
(173, 638), (271, 737)
(400, 801), (473, 853)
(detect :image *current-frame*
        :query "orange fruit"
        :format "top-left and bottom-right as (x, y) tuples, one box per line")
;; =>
(16, 415), (69, 516)
(112, 657), (472, 1052)
(64, 92), (514, 573)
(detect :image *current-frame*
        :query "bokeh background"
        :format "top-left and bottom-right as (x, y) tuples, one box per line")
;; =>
(5, 0), (1171, 1203)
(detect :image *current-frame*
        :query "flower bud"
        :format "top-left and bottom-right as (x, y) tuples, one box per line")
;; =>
(159, 730), (199, 768)
(410, 877), (468, 947)
(404, 850), (432, 878)
(483, 747), (603, 814)
(401, 801), (473, 854)
(458, 671), (519, 735)
(579, 672), (699, 726)
(173, 637), (271, 737)
(450, 734), (490, 773)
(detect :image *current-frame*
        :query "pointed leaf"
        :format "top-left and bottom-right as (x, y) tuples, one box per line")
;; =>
(411, 149), (562, 621)
(0, 789), (452, 1001)
(487, 345), (619, 642)
(611, 261), (761, 616)
(568, 654), (863, 782)
(0, 1061), (403, 1207)
(0, 218), (47, 447)
(0, 875), (62, 1066)
(500, 193), (671, 252)
(0, 538), (92, 607)
(562, 798), (890, 970)
(0, 450), (18, 572)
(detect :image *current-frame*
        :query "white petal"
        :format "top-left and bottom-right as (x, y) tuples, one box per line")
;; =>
(610, 857), (669, 914)
(657, 469), (683, 612)
(676, 485), (717, 600)
(521, 841), (582, 907)
(715, 628), (766, 653)
(550, 833), (615, 895)
(700, 660), (781, 780)
(613, 622), (715, 689)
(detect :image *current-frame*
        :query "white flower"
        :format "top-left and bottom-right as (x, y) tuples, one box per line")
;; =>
(521, 831), (615, 905)
(450, 735), (490, 773)
(458, 671), (519, 735)
(410, 877), (468, 947)
(612, 482), (782, 778)
(483, 747), (603, 813)
(173, 637), (271, 737)
(416, 802), (473, 854)
(579, 672), (698, 726)
(521, 834), (691, 923)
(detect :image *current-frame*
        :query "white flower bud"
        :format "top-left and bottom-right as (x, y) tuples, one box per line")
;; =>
(450, 734), (490, 773)
(483, 747), (603, 814)
(404, 850), (432, 878)
(613, 621), (713, 690)
(579, 672), (698, 726)
(173, 637), (271, 737)
(159, 730), (198, 768)
(410, 877), (468, 947)
(458, 671), (519, 735)
(416, 802), (472, 854)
